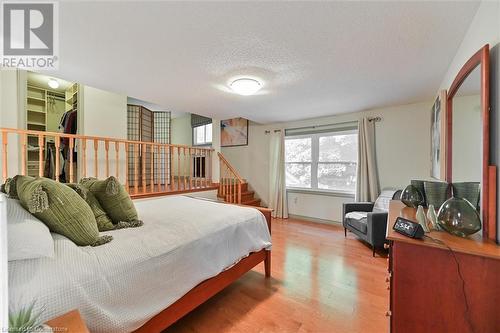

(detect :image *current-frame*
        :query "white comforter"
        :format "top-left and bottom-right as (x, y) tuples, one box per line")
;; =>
(8, 195), (272, 332)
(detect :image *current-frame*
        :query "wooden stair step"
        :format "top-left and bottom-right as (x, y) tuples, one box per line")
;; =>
(242, 198), (261, 207)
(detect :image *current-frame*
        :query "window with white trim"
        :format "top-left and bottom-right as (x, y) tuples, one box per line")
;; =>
(285, 129), (358, 193)
(193, 123), (212, 146)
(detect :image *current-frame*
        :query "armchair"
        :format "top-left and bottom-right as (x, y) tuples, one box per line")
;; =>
(342, 189), (401, 256)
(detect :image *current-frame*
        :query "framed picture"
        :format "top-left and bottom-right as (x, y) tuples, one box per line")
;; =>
(221, 118), (249, 147)
(430, 90), (447, 180)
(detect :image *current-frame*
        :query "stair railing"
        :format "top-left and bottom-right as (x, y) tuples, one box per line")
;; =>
(217, 152), (243, 204)
(0, 127), (215, 198)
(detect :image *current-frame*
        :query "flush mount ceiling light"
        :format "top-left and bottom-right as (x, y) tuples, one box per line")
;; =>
(48, 78), (59, 89)
(230, 78), (262, 96)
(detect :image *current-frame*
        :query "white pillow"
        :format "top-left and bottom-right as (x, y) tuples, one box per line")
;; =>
(5, 195), (54, 261)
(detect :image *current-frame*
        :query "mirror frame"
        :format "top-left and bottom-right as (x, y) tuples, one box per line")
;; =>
(446, 44), (494, 240)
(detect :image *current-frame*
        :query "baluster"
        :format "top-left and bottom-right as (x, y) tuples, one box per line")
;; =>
(93, 139), (99, 178)
(207, 150), (212, 186)
(203, 150), (207, 188)
(177, 147), (181, 191)
(153, 145), (161, 192)
(184, 148), (187, 190)
(169, 146), (173, 191)
(38, 135), (44, 178)
(2, 132), (8, 182)
(150, 143), (154, 193)
(105, 140), (110, 178)
(163, 146), (168, 192)
(229, 168), (233, 203)
(188, 148), (192, 189)
(238, 182), (242, 204)
(222, 164), (226, 198)
(69, 137), (74, 183)
(194, 148), (197, 188)
(54, 137), (60, 182)
(21, 134), (27, 176)
(82, 139), (87, 178)
(134, 143), (139, 193)
(125, 143), (129, 191)
(142, 143), (146, 193)
(115, 142), (120, 181)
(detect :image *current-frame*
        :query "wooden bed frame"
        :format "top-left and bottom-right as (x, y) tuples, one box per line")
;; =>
(133, 206), (272, 333)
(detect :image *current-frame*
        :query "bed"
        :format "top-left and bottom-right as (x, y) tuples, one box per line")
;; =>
(8, 195), (272, 333)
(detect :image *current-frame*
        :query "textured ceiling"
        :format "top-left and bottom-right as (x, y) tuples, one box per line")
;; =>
(46, 1), (479, 123)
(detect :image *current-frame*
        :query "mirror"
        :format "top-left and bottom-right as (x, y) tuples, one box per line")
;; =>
(446, 45), (494, 239)
(451, 65), (481, 183)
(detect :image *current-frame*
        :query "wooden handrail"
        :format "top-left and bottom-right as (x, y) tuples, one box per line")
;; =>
(217, 152), (244, 183)
(0, 128), (215, 198)
(0, 128), (212, 151)
(217, 152), (243, 204)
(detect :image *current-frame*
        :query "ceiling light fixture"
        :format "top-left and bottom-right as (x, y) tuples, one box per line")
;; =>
(230, 78), (262, 96)
(48, 78), (59, 89)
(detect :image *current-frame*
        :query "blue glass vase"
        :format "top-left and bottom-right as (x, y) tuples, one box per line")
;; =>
(437, 197), (481, 237)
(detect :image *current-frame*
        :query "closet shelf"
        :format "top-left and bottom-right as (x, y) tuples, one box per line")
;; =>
(27, 121), (46, 126)
(27, 109), (46, 114)
(27, 96), (46, 102)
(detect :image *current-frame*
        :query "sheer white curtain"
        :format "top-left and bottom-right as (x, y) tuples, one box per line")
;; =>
(269, 130), (288, 218)
(356, 117), (380, 202)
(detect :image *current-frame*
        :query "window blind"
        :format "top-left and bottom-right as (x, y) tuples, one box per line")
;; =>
(191, 114), (212, 127)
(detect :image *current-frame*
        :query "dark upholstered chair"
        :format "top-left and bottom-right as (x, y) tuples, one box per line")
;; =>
(342, 189), (401, 256)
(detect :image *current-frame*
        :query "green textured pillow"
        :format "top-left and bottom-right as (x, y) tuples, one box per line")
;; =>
(80, 176), (142, 226)
(66, 183), (115, 232)
(16, 176), (112, 247)
(3, 175), (33, 199)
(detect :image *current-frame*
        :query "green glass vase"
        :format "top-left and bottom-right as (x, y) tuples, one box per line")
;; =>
(437, 197), (481, 237)
(401, 185), (425, 208)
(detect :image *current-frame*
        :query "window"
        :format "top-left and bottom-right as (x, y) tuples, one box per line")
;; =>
(193, 123), (212, 146)
(285, 129), (358, 193)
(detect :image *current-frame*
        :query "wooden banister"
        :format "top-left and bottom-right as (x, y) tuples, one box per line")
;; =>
(217, 152), (244, 204)
(0, 128), (215, 198)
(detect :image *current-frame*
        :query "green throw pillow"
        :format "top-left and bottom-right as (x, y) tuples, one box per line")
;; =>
(66, 183), (115, 232)
(80, 176), (143, 226)
(3, 175), (33, 199)
(16, 176), (112, 247)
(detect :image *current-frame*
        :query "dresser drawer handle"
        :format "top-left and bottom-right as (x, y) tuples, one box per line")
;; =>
(384, 243), (390, 249)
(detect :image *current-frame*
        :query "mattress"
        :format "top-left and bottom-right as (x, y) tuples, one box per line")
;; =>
(8, 195), (272, 332)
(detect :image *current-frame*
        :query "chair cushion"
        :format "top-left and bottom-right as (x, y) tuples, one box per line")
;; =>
(373, 189), (397, 213)
(345, 213), (368, 234)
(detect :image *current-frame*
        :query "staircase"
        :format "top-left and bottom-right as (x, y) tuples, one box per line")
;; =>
(218, 181), (261, 206)
(217, 152), (262, 207)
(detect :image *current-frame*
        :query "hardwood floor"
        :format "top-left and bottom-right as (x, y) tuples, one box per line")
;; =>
(165, 218), (389, 333)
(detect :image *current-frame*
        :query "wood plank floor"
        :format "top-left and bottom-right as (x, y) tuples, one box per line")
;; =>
(165, 218), (389, 333)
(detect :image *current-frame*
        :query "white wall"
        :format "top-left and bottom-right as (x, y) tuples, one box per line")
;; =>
(440, 1), (500, 90)
(80, 85), (128, 181)
(222, 101), (433, 222)
(0, 70), (22, 180)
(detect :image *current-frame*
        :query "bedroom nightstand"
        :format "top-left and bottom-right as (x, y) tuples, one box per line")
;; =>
(45, 310), (89, 333)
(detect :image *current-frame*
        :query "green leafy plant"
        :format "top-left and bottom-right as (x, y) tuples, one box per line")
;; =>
(9, 301), (46, 332)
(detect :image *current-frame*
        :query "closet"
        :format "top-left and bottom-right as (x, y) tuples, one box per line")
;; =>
(25, 72), (79, 181)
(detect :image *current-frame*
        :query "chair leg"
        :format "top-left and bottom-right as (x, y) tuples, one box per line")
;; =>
(344, 228), (347, 237)
(372, 247), (376, 257)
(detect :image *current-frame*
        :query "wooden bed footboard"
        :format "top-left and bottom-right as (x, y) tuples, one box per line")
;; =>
(134, 205), (272, 332)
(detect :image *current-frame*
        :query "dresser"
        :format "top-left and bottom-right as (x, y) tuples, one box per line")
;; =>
(386, 200), (500, 333)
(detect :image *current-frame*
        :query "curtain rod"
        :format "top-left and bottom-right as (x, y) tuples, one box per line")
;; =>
(264, 116), (381, 134)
